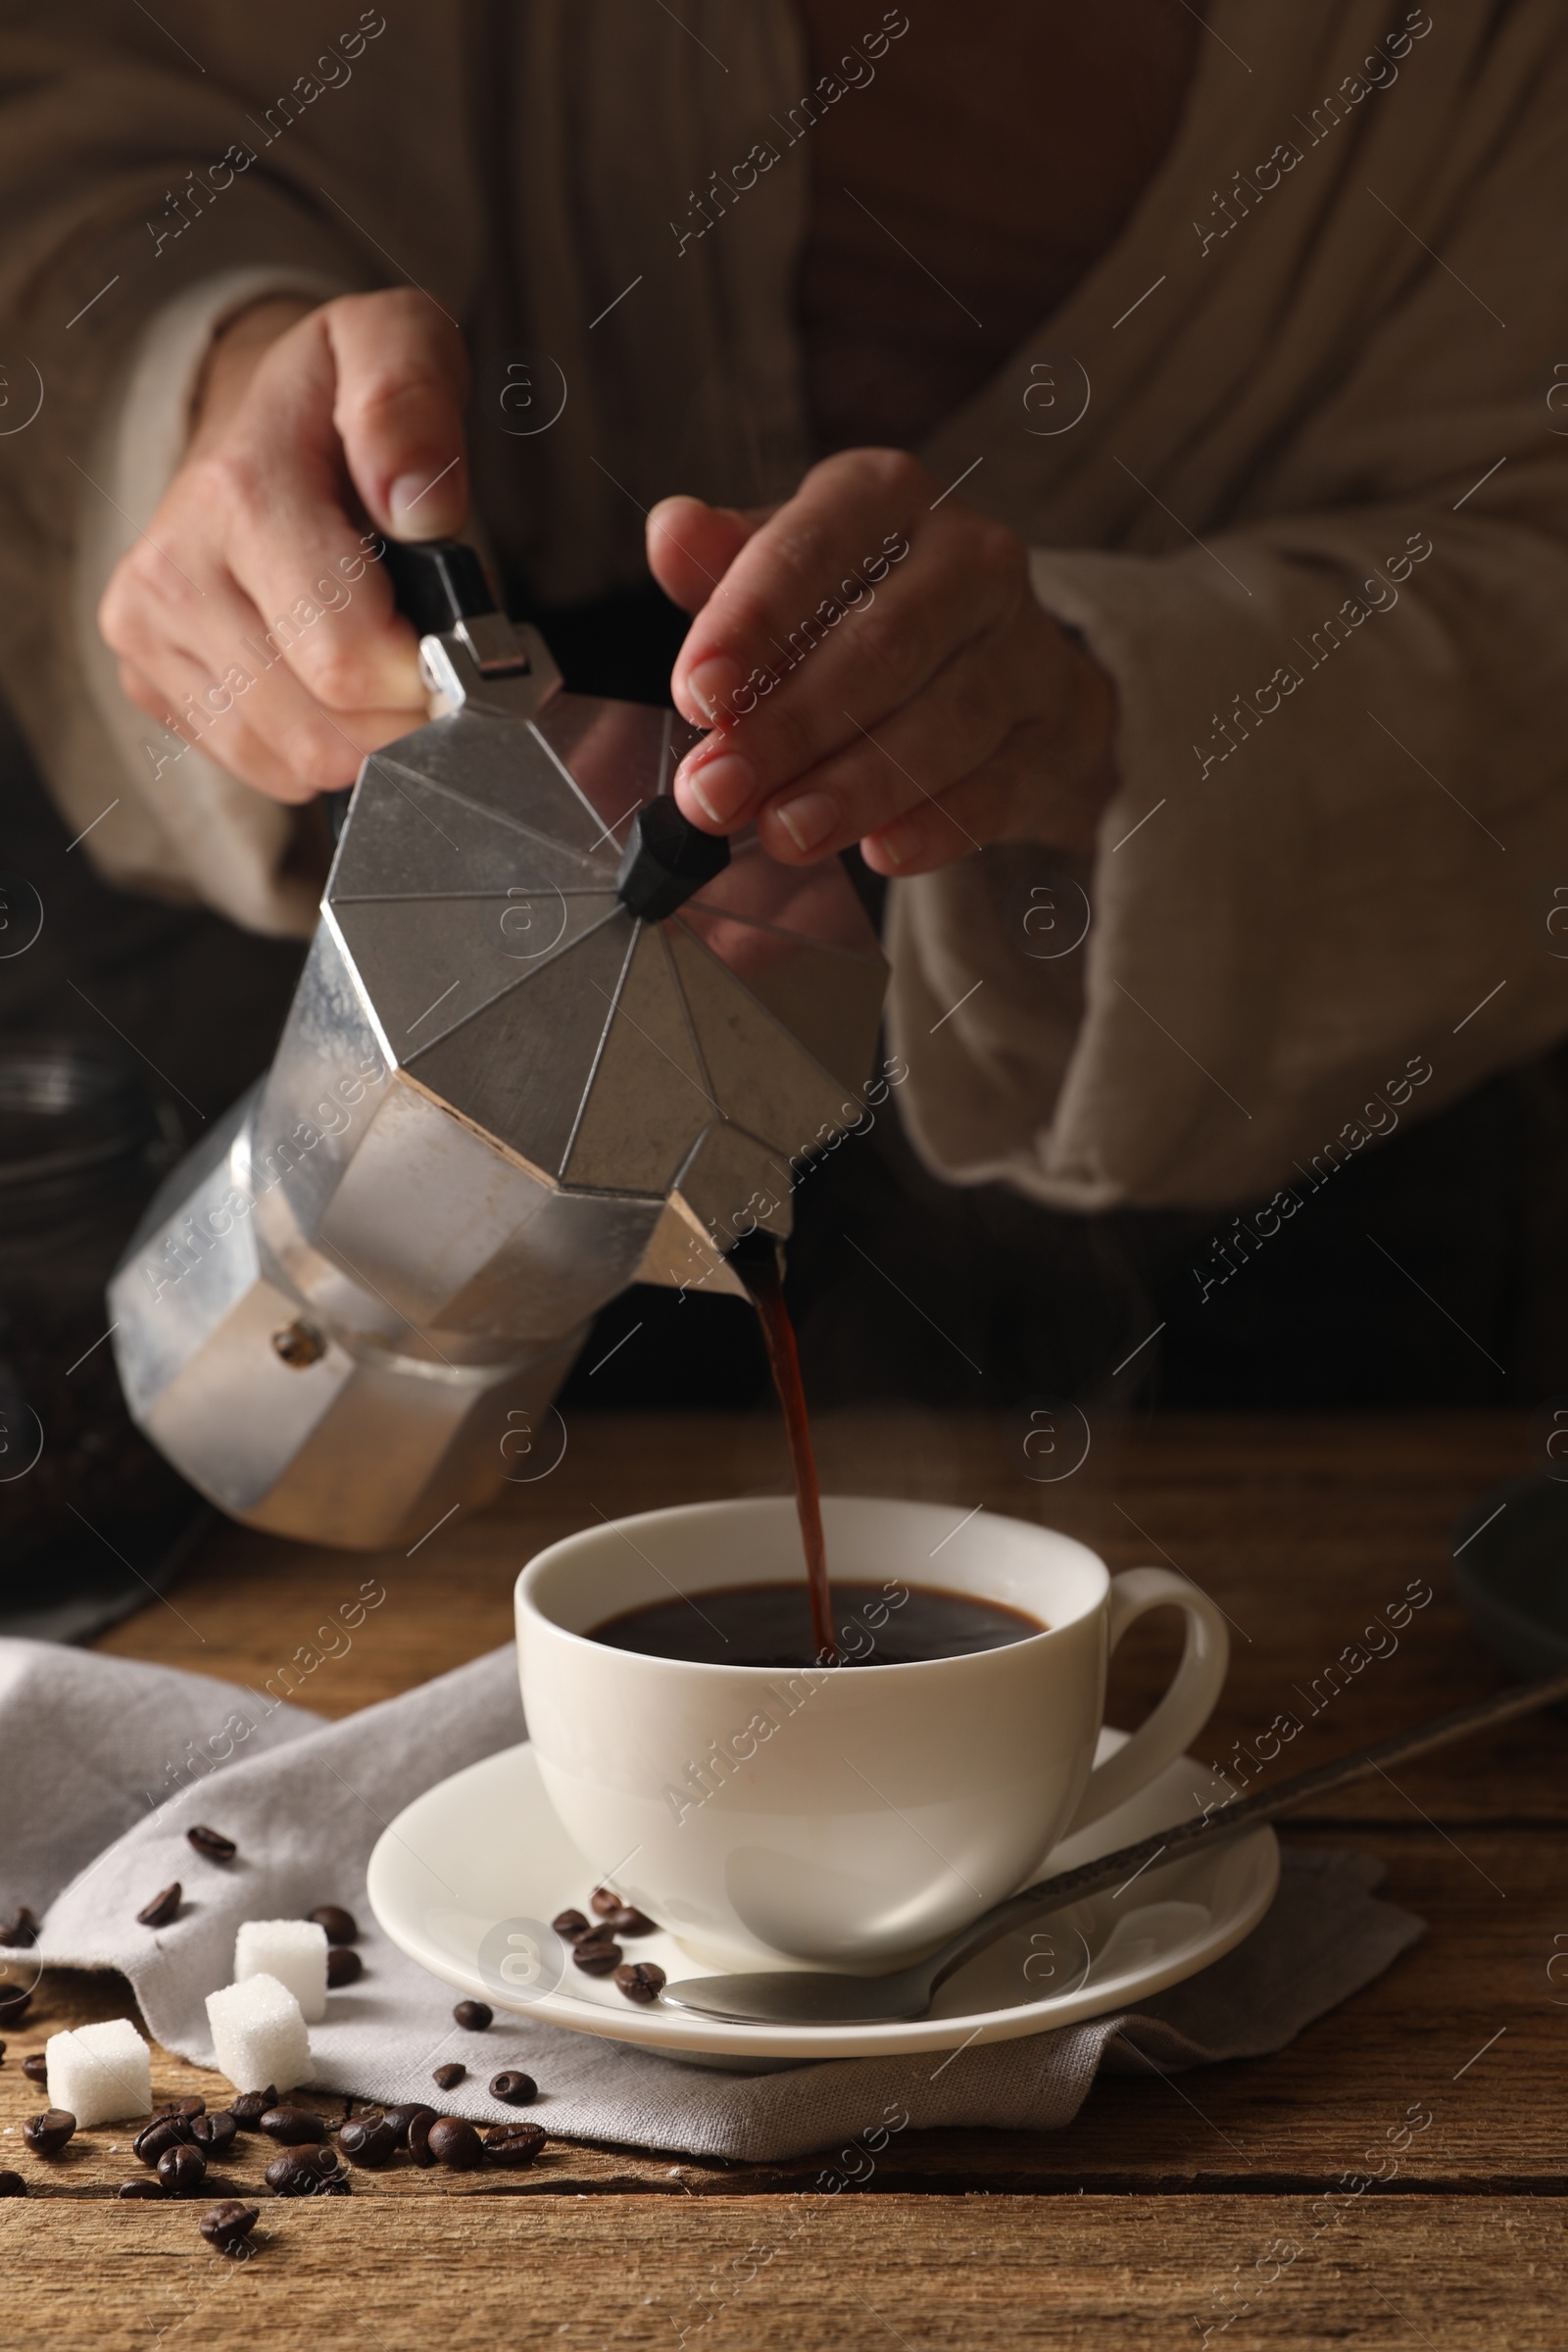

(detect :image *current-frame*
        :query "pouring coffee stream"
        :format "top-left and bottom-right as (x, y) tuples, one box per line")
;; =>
(728, 1230), (837, 1664)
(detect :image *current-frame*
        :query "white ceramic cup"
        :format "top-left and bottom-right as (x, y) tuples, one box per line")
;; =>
(516, 1494), (1229, 1972)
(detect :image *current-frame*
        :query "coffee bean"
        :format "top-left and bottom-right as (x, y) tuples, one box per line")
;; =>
(119, 2178), (165, 2198)
(453, 2000), (492, 2032)
(571, 1936), (621, 1977)
(614, 1962), (666, 2005)
(200, 2198), (259, 2254)
(0, 1991), (31, 2027)
(425, 2118), (484, 2171)
(24, 2110), (75, 2157)
(265, 2145), (344, 2196)
(158, 2144), (207, 2195)
(22, 2053), (47, 2085)
(155, 2096), (206, 2119)
(551, 1908), (591, 1942)
(431, 2062), (466, 2091)
(186, 1826), (237, 1862)
(0, 2038), (5, 2062)
(605, 1905), (657, 1937)
(407, 2111), (436, 2169)
(589, 1886), (621, 1918)
(337, 2115), (398, 2170)
(137, 1883), (181, 1930)
(134, 2113), (195, 2166)
(0, 1906), (38, 1948)
(228, 2087), (277, 2131)
(489, 2072), (537, 2106)
(259, 2106), (328, 2145)
(484, 2122), (547, 2169)
(190, 2111), (237, 2158)
(324, 1945), (363, 1990)
(380, 2102), (436, 2150)
(307, 1905), (358, 1945)
(0, 2171), (26, 2197)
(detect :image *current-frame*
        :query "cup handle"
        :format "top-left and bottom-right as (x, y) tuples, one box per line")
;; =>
(1061, 1567), (1230, 1837)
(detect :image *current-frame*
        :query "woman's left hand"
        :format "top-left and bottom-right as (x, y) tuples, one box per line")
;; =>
(647, 449), (1120, 877)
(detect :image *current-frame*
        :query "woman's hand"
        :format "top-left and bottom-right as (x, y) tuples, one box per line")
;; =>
(647, 449), (1119, 877)
(98, 288), (469, 803)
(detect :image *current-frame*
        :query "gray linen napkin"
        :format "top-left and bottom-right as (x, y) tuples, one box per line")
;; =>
(11, 1638), (1423, 2162)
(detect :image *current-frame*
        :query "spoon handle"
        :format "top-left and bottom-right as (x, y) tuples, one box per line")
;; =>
(923, 1662), (1568, 1999)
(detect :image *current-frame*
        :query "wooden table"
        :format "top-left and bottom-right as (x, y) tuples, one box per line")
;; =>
(6, 1411), (1566, 2348)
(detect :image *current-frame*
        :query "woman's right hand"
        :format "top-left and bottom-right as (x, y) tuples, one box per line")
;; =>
(98, 287), (470, 803)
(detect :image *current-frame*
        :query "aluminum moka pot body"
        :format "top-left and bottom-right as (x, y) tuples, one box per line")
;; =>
(109, 544), (887, 1548)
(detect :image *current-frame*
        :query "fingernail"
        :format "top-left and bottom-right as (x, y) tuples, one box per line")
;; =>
(875, 817), (923, 869)
(775, 792), (839, 854)
(680, 752), (756, 827)
(686, 657), (746, 724)
(388, 469), (454, 538)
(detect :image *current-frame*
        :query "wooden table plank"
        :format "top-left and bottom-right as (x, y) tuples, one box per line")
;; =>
(2, 2193), (1563, 2351)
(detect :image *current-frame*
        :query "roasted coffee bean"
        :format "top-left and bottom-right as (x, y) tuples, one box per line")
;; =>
(0, 1905), (39, 1948)
(119, 2178), (165, 2199)
(426, 2117), (484, 2171)
(158, 2143), (208, 2195)
(200, 2198), (259, 2254)
(190, 2111), (237, 2158)
(325, 1946), (363, 1988)
(484, 2122), (547, 2169)
(0, 2038), (5, 2062)
(551, 1908), (591, 1942)
(453, 1999), (492, 2032)
(571, 1936), (621, 1977)
(337, 2114), (398, 2170)
(155, 2096), (206, 2119)
(23, 2110), (74, 2157)
(407, 2110), (436, 2169)
(22, 2053), (47, 2085)
(431, 2062), (466, 2091)
(259, 2106), (328, 2144)
(186, 1825), (237, 1862)
(604, 1905), (657, 1937)
(134, 2113), (195, 2166)
(0, 2171), (25, 2196)
(589, 1886), (621, 1918)
(488, 2071), (537, 2106)
(0, 1990), (33, 2027)
(380, 2102), (436, 2150)
(613, 1962), (666, 2005)
(137, 1883), (181, 1930)
(228, 2087), (277, 2131)
(307, 1904), (358, 1945)
(265, 2145), (344, 2196)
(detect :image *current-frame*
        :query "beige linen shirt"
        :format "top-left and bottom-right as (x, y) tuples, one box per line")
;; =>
(1, 1), (1564, 1207)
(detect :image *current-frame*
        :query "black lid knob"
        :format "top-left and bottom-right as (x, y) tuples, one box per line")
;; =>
(615, 796), (730, 921)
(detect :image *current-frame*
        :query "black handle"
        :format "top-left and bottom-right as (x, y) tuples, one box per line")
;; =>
(324, 539), (499, 845)
(381, 536), (498, 631)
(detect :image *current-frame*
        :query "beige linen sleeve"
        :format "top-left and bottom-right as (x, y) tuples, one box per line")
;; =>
(890, 58), (1568, 1213)
(0, 3), (483, 929)
(73, 268), (348, 935)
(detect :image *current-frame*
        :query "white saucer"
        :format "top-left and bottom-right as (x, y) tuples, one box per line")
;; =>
(367, 1731), (1279, 2063)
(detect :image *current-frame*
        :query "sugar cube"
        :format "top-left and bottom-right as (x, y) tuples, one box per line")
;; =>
(45, 2017), (151, 2127)
(206, 1973), (311, 2094)
(233, 1918), (327, 2024)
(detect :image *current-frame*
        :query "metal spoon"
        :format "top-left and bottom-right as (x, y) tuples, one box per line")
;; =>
(662, 1663), (1568, 2026)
